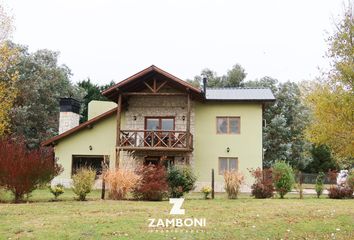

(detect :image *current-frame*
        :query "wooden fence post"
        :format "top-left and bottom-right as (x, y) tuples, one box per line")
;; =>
(211, 168), (215, 199)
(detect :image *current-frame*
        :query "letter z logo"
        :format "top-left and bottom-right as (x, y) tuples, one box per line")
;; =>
(169, 198), (185, 215)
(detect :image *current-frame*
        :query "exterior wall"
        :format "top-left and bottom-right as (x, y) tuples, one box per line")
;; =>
(58, 112), (80, 134)
(53, 113), (125, 186)
(53, 98), (263, 193)
(120, 95), (195, 169)
(194, 102), (263, 192)
(88, 101), (117, 120)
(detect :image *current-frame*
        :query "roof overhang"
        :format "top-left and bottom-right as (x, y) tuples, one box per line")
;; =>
(102, 65), (204, 101)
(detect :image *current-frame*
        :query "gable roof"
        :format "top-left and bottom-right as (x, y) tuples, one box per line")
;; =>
(102, 65), (203, 101)
(205, 88), (276, 102)
(43, 66), (276, 146)
(42, 107), (116, 146)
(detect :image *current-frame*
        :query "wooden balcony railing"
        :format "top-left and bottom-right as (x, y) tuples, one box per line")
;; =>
(119, 130), (193, 151)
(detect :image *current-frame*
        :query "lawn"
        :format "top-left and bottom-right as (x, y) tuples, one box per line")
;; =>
(0, 189), (353, 240)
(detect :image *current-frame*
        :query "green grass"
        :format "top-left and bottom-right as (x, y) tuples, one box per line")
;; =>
(0, 189), (353, 240)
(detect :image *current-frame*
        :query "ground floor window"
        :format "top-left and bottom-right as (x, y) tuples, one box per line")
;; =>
(72, 155), (105, 176)
(144, 156), (175, 167)
(219, 157), (238, 175)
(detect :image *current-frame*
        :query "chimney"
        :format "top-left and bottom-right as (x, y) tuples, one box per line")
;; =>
(59, 98), (80, 134)
(202, 77), (207, 97)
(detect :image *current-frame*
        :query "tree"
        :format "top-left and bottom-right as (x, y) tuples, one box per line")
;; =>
(0, 5), (18, 136)
(224, 64), (246, 87)
(187, 63), (246, 88)
(0, 137), (62, 202)
(304, 4), (354, 167)
(304, 144), (338, 173)
(0, 42), (19, 136)
(245, 78), (310, 169)
(77, 79), (114, 123)
(8, 44), (84, 148)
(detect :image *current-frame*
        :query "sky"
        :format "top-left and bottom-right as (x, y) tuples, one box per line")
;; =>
(2, 0), (345, 85)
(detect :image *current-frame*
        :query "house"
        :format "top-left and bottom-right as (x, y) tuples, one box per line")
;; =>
(43, 65), (275, 191)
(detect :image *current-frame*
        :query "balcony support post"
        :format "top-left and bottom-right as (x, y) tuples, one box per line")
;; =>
(186, 91), (191, 149)
(115, 93), (122, 168)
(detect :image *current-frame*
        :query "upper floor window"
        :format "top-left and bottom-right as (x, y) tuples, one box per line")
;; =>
(216, 117), (240, 134)
(145, 117), (175, 131)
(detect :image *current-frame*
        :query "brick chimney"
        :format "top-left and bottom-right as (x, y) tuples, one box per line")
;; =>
(59, 98), (80, 134)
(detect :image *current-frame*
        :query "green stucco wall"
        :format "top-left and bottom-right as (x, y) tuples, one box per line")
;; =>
(194, 102), (263, 188)
(55, 112), (125, 179)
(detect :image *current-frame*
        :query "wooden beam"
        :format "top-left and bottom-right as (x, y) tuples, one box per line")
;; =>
(156, 80), (168, 92)
(115, 94), (122, 168)
(122, 92), (187, 96)
(143, 81), (155, 93)
(153, 78), (157, 92)
(186, 92), (191, 149)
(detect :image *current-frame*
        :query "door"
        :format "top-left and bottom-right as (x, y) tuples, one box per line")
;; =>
(145, 117), (175, 146)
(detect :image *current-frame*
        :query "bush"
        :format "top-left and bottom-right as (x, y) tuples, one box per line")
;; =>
(224, 171), (244, 199)
(72, 168), (96, 201)
(347, 170), (354, 190)
(328, 186), (353, 199)
(315, 172), (325, 198)
(49, 184), (64, 200)
(200, 186), (212, 199)
(132, 164), (168, 201)
(272, 161), (295, 198)
(167, 165), (197, 198)
(250, 168), (274, 198)
(0, 137), (62, 203)
(104, 169), (140, 200)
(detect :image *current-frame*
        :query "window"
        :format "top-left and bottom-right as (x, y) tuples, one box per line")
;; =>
(72, 155), (106, 177)
(216, 117), (240, 134)
(145, 117), (175, 131)
(219, 157), (238, 175)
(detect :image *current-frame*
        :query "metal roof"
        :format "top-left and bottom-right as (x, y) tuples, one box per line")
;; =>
(205, 88), (276, 101)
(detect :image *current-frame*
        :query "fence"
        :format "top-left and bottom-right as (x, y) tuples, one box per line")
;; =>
(298, 172), (335, 184)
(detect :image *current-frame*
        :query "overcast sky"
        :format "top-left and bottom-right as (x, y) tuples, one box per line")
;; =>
(3, 0), (344, 85)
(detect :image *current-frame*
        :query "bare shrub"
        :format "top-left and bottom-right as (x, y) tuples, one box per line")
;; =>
(104, 169), (140, 200)
(224, 170), (244, 199)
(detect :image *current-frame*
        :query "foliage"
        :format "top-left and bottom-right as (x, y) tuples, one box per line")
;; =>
(132, 164), (168, 201)
(272, 161), (295, 198)
(245, 79), (310, 169)
(187, 63), (246, 88)
(250, 168), (274, 198)
(347, 170), (354, 190)
(0, 42), (19, 136)
(327, 186), (353, 199)
(167, 165), (197, 198)
(304, 144), (337, 173)
(77, 79), (115, 123)
(223, 170), (244, 199)
(315, 172), (325, 198)
(49, 184), (64, 200)
(304, 4), (354, 166)
(104, 169), (140, 200)
(7, 43), (84, 148)
(0, 137), (62, 202)
(72, 168), (96, 201)
(200, 186), (212, 199)
(304, 81), (353, 167)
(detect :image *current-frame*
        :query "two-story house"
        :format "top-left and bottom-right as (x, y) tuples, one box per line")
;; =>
(43, 65), (275, 191)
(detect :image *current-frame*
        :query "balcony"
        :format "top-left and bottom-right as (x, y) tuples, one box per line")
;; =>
(118, 130), (193, 152)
